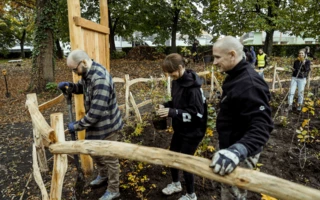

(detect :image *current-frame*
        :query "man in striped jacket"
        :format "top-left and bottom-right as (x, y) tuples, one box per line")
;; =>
(58, 49), (123, 200)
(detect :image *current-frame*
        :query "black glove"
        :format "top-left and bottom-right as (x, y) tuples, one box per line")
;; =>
(209, 143), (248, 175)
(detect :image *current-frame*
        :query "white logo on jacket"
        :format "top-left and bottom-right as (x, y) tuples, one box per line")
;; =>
(182, 113), (192, 122)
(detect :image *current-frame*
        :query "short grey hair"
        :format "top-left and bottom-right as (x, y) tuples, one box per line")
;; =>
(67, 49), (90, 64)
(213, 36), (243, 59)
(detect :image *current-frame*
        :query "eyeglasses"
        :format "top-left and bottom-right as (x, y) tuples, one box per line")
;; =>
(72, 61), (82, 72)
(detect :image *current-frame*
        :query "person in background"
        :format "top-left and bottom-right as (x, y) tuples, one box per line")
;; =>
(287, 50), (311, 112)
(156, 53), (207, 200)
(255, 48), (268, 78)
(243, 47), (253, 67)
(191, 40), (199, 63)
(250, 46), (256, 68)
(58, 49), (123, 200)
(210, 36), (273, 200)
(304, 46), (314, 60)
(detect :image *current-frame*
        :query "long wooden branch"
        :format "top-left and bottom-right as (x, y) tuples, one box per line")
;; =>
(38, 94), (64, 112)
(49, 140), (320, 200)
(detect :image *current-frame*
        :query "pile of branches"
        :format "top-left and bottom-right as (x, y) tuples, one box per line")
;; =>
(126, 46), (166, 61)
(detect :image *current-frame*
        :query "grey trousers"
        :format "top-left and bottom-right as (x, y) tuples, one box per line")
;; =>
(221, 153), (261, 200)
(91, 133), (120, 193)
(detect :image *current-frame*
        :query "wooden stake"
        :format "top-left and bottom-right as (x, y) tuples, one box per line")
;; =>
(32, 144), (49, 200)
(50, 113), (68, 200)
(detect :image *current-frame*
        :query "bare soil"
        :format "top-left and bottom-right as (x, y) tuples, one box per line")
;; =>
(0, 58), (319, 200)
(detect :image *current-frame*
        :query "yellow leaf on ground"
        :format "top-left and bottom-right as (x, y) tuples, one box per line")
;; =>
(261, 193), (278, 200)
(302, 107), (308, 113)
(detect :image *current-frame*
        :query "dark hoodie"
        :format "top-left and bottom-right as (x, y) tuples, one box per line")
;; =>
(217, 59), (273, 156)
(164, 69), (207, 139)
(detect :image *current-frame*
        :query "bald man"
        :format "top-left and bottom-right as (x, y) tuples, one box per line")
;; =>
(58, 49), (123, 200)
(210, 36), (273, 200)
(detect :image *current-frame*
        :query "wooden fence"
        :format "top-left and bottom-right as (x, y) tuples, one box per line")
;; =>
(262, 64), (320, 92)
(25, 72), (320, 200)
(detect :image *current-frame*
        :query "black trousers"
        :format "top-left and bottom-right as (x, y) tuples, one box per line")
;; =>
(169, 132), (203, 194)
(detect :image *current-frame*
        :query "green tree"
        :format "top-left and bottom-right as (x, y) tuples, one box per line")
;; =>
(202, 0), (320, 55)
(131, 0), (208, 53)
(80, 0), (209, 53)
(5, 0), (35, 58)
(29, 0), (57, 92)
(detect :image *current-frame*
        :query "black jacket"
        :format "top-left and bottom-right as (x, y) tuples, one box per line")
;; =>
(164, 69), (207, 139)
(217, 59), (273, 157)
(292, 59), (310, 78)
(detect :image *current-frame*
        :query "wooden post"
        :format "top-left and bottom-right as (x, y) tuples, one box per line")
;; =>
(50, 113), (68, 200)
(27, 94), (48, 171)
(125, 74), (130, 118)
(167, 76), (171, 96)
(50, 140), (320, 200)
(99, 0), (110, 70)
(32, 144), (49, 200)
(307, 64), (312, 90)
(210, 66), (214, 100)
(276, 73), (283, 93)
(272, 63), (277, 90)
(129, 92), (142, 122)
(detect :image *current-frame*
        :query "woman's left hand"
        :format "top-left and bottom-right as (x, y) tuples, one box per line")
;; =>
(156, 108), (169, 117)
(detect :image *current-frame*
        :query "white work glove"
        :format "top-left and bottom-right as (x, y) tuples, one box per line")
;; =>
(210, 143), (248, 176)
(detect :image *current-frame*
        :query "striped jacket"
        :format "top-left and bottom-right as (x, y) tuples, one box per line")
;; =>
(71, 61), (123, 139)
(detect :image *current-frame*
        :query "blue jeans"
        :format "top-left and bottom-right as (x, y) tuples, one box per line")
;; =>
(258, 68), (264, 79)
(288, 77), (306, 105)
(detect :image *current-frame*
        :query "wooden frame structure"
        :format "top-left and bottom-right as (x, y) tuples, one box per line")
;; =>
(26, 91), (320, 200)
(67, 0), (110, 175)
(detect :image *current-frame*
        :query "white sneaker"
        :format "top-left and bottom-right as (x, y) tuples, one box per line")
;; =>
(179, 193), (197, 200)
(99, 191), (120, 200)
(90, 175), (108, 186)
(162, 182), (182, 195)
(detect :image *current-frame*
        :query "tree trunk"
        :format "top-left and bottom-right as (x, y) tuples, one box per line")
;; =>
(170, 8), (180, 53)
(108, 6), (116, 52)
(264, 30), (274, 57)
(29, 0), (55, 92)
(55, 39), (64, 59)
(20, 29), (26, 58)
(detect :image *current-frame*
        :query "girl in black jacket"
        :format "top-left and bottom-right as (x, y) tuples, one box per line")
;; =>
(156, 53), (207, 200)
(287, 50), (311, 111)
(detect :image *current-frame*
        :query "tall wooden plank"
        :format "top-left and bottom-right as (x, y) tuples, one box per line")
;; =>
(99, 0), (110, 71)
(67, 0), (93, 176)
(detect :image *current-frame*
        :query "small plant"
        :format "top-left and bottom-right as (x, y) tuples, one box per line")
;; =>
(195, 105), (216, 157)
(180, 47), (191, 57)
(120, 161), (157, 200)
(277, 115), (288, 127)
(296, 94), (320, 144)
(45, 82), (58, 93)
(148, 77), (170, 130)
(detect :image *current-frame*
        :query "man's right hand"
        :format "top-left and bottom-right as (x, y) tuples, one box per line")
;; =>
(58, 82), (70, 91)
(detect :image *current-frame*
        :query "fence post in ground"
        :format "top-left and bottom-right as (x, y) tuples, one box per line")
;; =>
(167, 76), (171, 96)
(307, 64), (312, 90)
(125, 74), (130, 118)
(27, 93), (48, 172)
(272, 63), (277, 90)
(129, 92), (142, 122)
(32, 144), (49, 200)
(50, 113), (68, 200)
